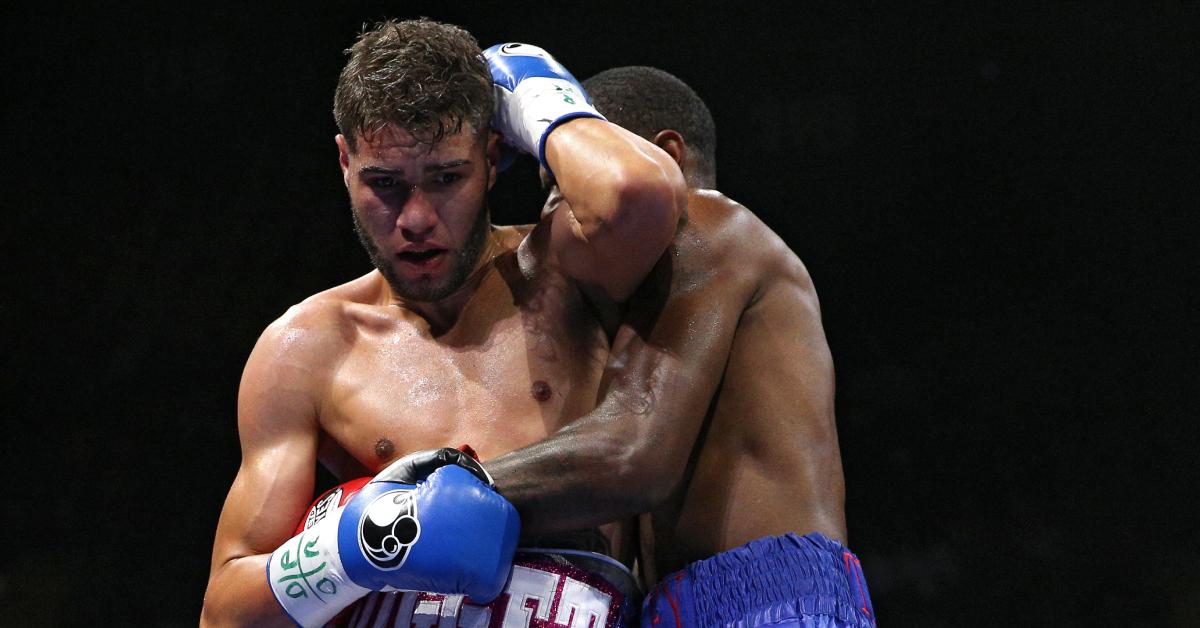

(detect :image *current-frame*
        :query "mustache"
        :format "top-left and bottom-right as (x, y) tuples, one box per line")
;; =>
(348, 201), (492, 302)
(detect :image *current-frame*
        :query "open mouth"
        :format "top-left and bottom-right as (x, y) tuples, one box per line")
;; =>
(396, 249), (447, 268)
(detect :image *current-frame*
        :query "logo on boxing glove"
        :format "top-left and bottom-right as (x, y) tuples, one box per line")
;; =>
(498, 42), (550, 59)
(302, 487), (343, 531)
(358, 490), (421, 570)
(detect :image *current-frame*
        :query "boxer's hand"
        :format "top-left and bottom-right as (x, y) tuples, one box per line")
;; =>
(382, 446), (494, 486)
(483, 42), (605, 176)
(266, 450), (520, 627)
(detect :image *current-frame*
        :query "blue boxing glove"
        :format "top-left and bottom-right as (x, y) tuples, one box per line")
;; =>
(267, 448), (520, 627)
(483, 42), (605, 177)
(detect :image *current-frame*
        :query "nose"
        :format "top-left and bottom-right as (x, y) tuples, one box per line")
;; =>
(395, 186), (437, 241)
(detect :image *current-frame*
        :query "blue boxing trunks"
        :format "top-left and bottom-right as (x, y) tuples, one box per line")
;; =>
(332, 549), (640, 627)
(641, 533), (875, 627)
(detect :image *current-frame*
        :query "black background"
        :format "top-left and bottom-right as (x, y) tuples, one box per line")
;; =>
(4, 2), (1198, 626)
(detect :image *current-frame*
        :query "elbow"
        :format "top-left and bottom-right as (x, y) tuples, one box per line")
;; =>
(617, 151), (687, 239)
(200, 564), (236, 627)
(631, 148), (687, 224)
(200, 555), (285, 627)
(584, 150), (687, 247)
(199, 589), (226, 628)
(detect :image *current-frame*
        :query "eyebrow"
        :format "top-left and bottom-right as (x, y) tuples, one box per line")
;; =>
(357, 160), (471, 177)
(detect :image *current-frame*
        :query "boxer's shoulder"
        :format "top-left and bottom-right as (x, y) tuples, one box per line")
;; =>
(686, 188), (752, 225)
(251, 273), (383, 371)
(687, 189), (818, 300)
(238, 282), (370, 445)
(279, 271), (405, 338)
(688, 190), (796, 262)
(658, 190), (772, 301)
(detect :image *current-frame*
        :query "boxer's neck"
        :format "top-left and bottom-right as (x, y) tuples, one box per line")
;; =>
(391, 231), (505, 335)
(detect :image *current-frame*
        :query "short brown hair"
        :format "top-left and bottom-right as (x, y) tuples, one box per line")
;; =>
(334, 18), (493, 151)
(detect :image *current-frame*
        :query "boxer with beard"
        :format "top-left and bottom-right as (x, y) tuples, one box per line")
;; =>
(201, 22), (685, 627)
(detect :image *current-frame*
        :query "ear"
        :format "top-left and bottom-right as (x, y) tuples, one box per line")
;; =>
(651, 129), (687, 169)
(335, 134), (352, 187)
(485, 130), (502, 191)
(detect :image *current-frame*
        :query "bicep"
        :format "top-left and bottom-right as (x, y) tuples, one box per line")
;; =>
(209, 329), (323, 572)
(209, 435), (317, 571)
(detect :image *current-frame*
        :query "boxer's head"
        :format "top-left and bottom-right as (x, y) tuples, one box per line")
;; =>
(583, 66), (716, 188)
(333, 19), (501, 303)
(334, 18), (494, 151)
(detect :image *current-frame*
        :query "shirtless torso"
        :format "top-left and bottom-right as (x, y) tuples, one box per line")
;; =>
(425, 62), (868, 625)
(202, 105), (685, 625)
(310, 229), (609, 480)
(294, 228), (627, 559)
(487, 188), (845, 578)
(636, 189), (844, 577)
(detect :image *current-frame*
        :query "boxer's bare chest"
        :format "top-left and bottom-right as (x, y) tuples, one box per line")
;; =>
(318, 264), (609, 476)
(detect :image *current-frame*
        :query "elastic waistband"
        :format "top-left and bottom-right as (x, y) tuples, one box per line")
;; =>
(659, 533), (873, 626)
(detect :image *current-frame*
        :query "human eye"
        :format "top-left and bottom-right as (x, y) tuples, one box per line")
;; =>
(369, 176), (399, 189)
(434, 171), (464, 186)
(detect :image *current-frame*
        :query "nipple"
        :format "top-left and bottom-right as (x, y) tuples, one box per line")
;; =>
(374, 437), (395, 460)
(531, 380), (552, 402)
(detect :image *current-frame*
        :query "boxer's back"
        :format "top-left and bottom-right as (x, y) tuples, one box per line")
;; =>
(644, 190), (845, 575)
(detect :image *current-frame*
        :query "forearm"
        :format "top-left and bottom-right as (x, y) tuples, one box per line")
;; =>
(488, 414), (645, 536)
(484, 43), (686, 300)
(490, 336), (712, 536)
(545, 118), (685, 246)
(201, 555), (293, 628)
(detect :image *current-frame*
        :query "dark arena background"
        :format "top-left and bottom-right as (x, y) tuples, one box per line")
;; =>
(4, 2), (1197, 626)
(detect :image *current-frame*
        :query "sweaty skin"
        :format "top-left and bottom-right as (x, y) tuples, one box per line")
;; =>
(201, 117), (684, 626)
(488, 187), (844, 579)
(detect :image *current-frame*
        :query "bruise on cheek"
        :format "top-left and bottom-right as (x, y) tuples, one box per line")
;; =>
(374, 437), (395, 461)
(531, 380), (552, 402)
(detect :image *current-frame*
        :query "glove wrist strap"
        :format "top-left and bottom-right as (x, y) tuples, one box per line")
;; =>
(493, 77), (605, 176)
(267, 514), (371, 627)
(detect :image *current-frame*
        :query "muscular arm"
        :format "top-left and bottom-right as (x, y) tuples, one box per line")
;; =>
(201, 311), (328, 626)
(542, 118), (687, 301)
(490, 202), (748, 535)
(489, 271), (732, 534)
(494, 195), (844, 553)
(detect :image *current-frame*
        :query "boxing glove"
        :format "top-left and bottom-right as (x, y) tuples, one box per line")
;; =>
(266, 448), (519, 627)
(483, 42), (605, 176)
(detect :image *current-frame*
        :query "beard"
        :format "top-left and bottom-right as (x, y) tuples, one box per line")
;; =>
(352, 202), (491, 303)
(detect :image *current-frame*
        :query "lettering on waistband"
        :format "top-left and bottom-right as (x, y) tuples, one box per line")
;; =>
(339, 552), (634, 628)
